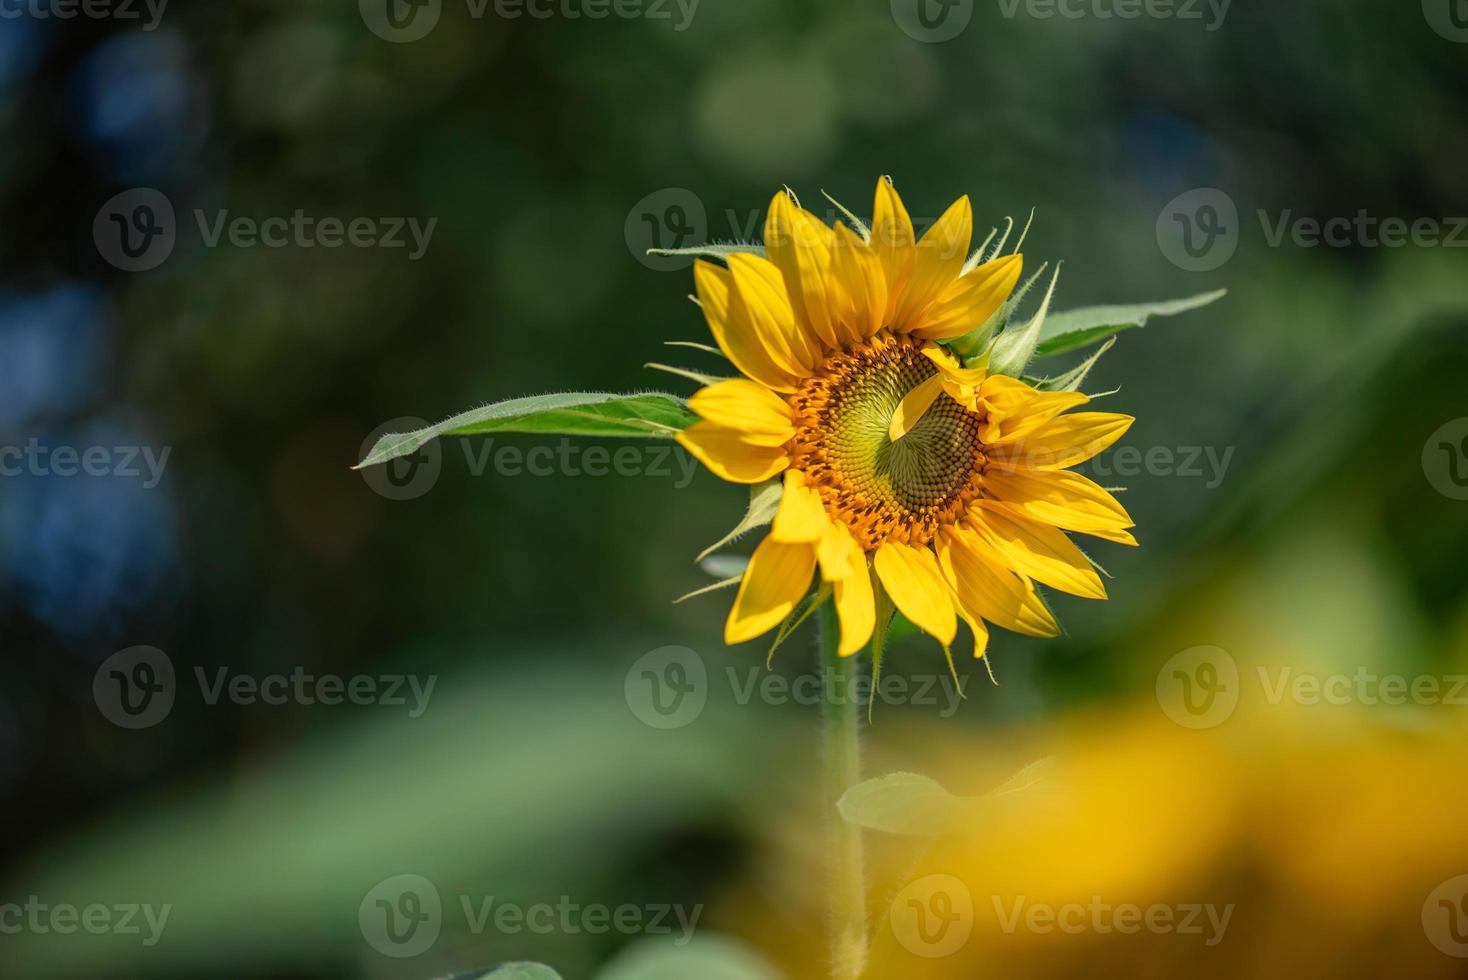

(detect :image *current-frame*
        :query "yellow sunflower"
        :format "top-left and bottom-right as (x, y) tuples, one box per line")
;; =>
(676, 178), (1137, 659)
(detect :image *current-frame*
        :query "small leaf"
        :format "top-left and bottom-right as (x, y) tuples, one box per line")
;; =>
(700, 555), (750, 580)
(647, 242), (764, 261)
(695, 478), (783, 563)
(986, 756), (1060, 800)
(455, 963), (563, 980)
(646, 362), (729, 386)
(357, 392), (697, 469)
(1033, 288), (1226, 358)
(596, 935), (784, 980)
(674, 575), (741, 603)
(1035, 337), (1116, 392)
(837, 772), (963, 837)
(988, 262), (1063, 377)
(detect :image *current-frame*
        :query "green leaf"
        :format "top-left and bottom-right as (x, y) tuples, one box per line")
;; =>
(1034, 288), (1226, 358)
(986, 756), (1059, 799)
(467, 964), (563, 980)
(837, 771), (963, 837)
(357, 392), (697, 469)
(596, 935), (784, 980)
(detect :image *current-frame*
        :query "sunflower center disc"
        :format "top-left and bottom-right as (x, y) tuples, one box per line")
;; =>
(787, 333), (986, 551)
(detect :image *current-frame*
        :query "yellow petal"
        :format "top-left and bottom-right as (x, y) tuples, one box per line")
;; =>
(911, 253), (1023, 341)
(817, 518), (860, 581)
(936, 527), (1060, 638)
(687, 379), (795, 447)
(727, 253), (821, 378)
(981, 467), (1137, 545)
(978, 374), (1088, 443)
(921, 344), (985, 411)
(833, 565), (876, 656)
(894, 195), (972, 330)
(829, 222), (887, 344)
(967, 613), (991, 659)
(874, 541), (957, 645)
(765, 192), (842, 351)
(967, 502), (1106, 600)
(870, 177), (915, 323)
(988, 412), (1135, 470)
(694, 259), (798, 393)
(725, 535), (817, 645)
(676, 422), (789, 484)
(770, 471), (828, 543)
(887, 373), (945, 443)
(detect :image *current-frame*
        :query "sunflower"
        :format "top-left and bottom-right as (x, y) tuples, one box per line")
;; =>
(675, 178), (1138, 660)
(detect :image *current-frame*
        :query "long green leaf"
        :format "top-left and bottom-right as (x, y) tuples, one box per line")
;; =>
(357, 392), (697, 468)
(1033, 289), (1226, 358)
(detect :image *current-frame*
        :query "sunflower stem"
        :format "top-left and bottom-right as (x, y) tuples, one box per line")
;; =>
(818, 600), (868, 980)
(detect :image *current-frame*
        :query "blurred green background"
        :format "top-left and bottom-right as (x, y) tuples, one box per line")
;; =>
(2, 1), (1466, 978)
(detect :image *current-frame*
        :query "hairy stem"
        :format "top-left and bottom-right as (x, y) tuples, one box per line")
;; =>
(818, 600), (868, 980)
